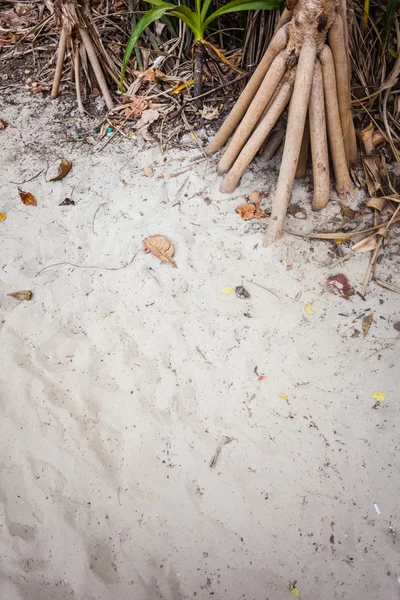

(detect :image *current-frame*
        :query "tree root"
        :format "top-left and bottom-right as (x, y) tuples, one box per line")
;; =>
(51, 0), (115, 111)
(207, 0), (357, 246)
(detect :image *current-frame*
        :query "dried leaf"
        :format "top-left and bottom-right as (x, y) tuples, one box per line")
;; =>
(340, 204), (360, 220)
(143, 234), (176, 267)
(362, 313), (373, 337)
(351, 329), (361, 337)
(59, 198), (75, 206)
(7, 290), (32, 301)
(50, 159), (72, 182)
(287, 203), (307, 219)
(221, 286), (235, 295)
(0, 213), (6, 222)
(366, 197), (386, 212)
(235, 203), (269, 220)
(200, 105), (219, 120)
(0, 119), (8, 130)
(124, 96), (148, 117)
(326, 273), (355, 299)
(352, 228), (386, 253)
(144, 166), (154, 177)
(289, 583), (300, 598)
(235, 286), (250, 299)
(249, 190), (262, 207)
(304, 302), (314, 315)
(373, 391), (385, 402)
(18, 188), (37, 206)
(135, 109), (160, 129)
(393, 321), (400, 332)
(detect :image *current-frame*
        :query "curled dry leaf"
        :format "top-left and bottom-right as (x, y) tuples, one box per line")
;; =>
(366, 197), (386, 212)
(362, 313), (373, 337)
(352, 228), (386, 253)
(326, 273), (355, 299)
(50, 159), (72, 182)
(235, 203), (269, 220)
(135, 109), (160, 129)
(0, 213), (6, 222)
(249, 190), (262, 207)
(144, 166), (154, 178)
(0, 119), (8, 130)
(59, 198), (75, 206)
(7, 290), (32, 301)
(287, 203), (307, 219)
(124, 96), (148, 117)
(143, 234), (176, 267)
(18, 188), (37, 206)
(200, 105), (219, 120)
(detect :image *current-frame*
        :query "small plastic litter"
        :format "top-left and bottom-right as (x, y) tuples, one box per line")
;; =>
(374, 503), (381, 515)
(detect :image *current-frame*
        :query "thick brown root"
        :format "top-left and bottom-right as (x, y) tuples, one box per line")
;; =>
(274, 8), (293, 32)
(328, 15), (357, 162)
(261, 122), (285, 160)
(220, 72), (295, 194)
(51, 25), (68, 99)
(309, 60), (329, 210)
(205, 24), (289, 154)
(263, 38), (317, 247)
(218, 49), (288, 174)
(79, 27), (114, 110)
(74, 42), (85, 114)
(295, 115), (310, 178)
(319, 45), (354, 200)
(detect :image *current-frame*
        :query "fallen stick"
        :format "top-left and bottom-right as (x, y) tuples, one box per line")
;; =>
(209, 437), (234, 468)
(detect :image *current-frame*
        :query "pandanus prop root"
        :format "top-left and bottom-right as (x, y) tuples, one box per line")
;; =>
(206, 0), (357, 246)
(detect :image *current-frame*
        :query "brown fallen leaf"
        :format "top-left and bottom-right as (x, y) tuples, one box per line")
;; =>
(235, 203), (269, 220)
(351, 329), (361, 338)
(0, 119), (8, 130)
(50, 159), (72, 182)
(340, 204), (360, 220)
(0, 213), (6, 222)
(144, 166), (154, 177)
(124, 96), (148, 117)
(362, 313), (373, 337)
(326, 273), (355, 299)
(143, 234), (176, 267)
(287, 203), (307, 219)
(18, 188), (37, 206)
(249, 190), (262, 207)
(7, 290), (32, 301)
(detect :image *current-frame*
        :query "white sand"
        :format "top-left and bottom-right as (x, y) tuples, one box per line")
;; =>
(1, 94), (400, 600)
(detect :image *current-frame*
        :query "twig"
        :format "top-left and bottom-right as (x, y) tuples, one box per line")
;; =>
(375, 279), (400, 294)
(51, 24), (68, 99)
(196, 346), (212, 365)
(35, 251), (139, 277)
(92, 202), (107, 234)
(209, 436), (234, 468)
(10, 169), (44, 185)
(286, 215), (400, 240)
(328, 254), (351, 269)
(247, 279), (281, 300)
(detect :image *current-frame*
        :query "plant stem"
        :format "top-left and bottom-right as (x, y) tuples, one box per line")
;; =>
(193, 41), (205, 106)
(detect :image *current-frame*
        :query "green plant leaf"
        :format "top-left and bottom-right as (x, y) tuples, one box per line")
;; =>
(204, 0), (282, 27)
(200, 0), (213, 21)
(382, 0), (399, 46)
(120, 4), (175, 90)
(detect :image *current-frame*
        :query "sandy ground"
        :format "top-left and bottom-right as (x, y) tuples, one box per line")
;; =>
(1, 93), (400, 600)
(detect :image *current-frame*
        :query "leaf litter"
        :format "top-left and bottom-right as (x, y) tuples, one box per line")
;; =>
(143, 235), (176, 267)
(362, 313), (373, 336)
(18, 188), (37, 206)
(326, 274), (355, 299)
(7, 290), (32, 301)
(49, 159), (72, 182)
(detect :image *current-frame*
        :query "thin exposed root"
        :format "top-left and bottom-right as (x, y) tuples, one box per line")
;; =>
(220, 72), (295, 194)
(218, 49), (288, 174)
(79, 26), (114, 110)
(295, 114), (309, 178)
(51, 25), (68, 99)
(206, 24), (289, 154)
(319, 45), (354, 201)
(328, 15), (357, 162)
(309, 60), (329, 210)
(74, 42), (84, 114)
(263, 38), (317, 247)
